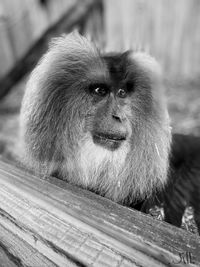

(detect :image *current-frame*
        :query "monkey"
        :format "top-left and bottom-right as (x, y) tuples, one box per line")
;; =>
(19, 32), (172, 207)
(17, 32), (200, 234)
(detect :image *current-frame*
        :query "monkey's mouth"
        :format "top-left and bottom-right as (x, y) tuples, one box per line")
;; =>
(92, 132), (126, 150)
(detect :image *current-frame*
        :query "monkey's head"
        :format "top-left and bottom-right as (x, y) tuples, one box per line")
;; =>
(20, 32), (171, 205)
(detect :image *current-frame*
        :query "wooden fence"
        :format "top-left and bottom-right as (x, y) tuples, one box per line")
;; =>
(0, 0), (200, 81)
(0, 0), (103, 99)
(0, 0), (78, 77)
(104, 0), (200, 80)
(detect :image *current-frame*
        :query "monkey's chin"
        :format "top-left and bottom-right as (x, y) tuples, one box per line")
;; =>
(92, 132), (126, 151)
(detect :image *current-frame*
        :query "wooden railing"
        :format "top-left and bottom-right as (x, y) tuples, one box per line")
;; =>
(104, 0), (200, 80)
(0, 159), (199, 266)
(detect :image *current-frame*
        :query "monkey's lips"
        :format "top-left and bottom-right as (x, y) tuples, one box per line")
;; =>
(93, 132), (126, 150)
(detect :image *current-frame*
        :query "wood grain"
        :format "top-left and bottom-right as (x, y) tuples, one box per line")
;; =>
(0, 159), (199, 266)
(0, 223), (57, 267)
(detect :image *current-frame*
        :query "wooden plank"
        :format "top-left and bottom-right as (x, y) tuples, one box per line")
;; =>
(0, 0), (102, 100)
(0, 246), (18, 267)
(1, 0), (33, 60)
(0, 224), (57, 267)
(45, 0), (76, 26)
(0, 6), (15, 77)
(103, 0), (200, 80)
(0, 159), (199, 266)
(80, 2), (104, 49)
(24, 0), (77, 42)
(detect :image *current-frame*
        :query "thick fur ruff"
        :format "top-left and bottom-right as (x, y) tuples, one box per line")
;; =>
(19, 32), (172, 205)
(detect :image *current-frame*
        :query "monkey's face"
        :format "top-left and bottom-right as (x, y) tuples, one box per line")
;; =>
(74, 49), (162, 157)
(85, 56), (134, 151)
(70, 51), (157, 154)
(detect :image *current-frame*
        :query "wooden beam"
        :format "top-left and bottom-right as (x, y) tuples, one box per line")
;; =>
(0, 223), (57, 267)
(0, 159), (199, 266)
(0, 0), (102, 100)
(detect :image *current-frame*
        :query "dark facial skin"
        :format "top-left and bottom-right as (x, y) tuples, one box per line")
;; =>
(88, 53), (135, 151)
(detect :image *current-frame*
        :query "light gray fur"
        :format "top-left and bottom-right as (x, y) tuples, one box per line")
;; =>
(19, 32), (172, 205)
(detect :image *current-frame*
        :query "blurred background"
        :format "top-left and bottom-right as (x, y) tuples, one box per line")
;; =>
(0, 0), (199, 232)
(0, 0), (200, 139)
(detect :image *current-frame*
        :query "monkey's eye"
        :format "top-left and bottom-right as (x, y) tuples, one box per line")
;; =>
(89, 84), (109, 97)
(117, 88), (127, 98)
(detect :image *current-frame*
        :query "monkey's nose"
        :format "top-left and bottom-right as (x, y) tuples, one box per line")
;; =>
(112, 114), (122, 122)
(112, 111), (127, 123)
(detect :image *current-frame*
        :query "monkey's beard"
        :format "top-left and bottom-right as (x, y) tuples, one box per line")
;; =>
(61, 120), (171, 205)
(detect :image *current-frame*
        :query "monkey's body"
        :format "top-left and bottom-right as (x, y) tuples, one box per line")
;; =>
(20, 32), (200, 234)
(19, 33), (200, 234)
(19, 32), (171, 206)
